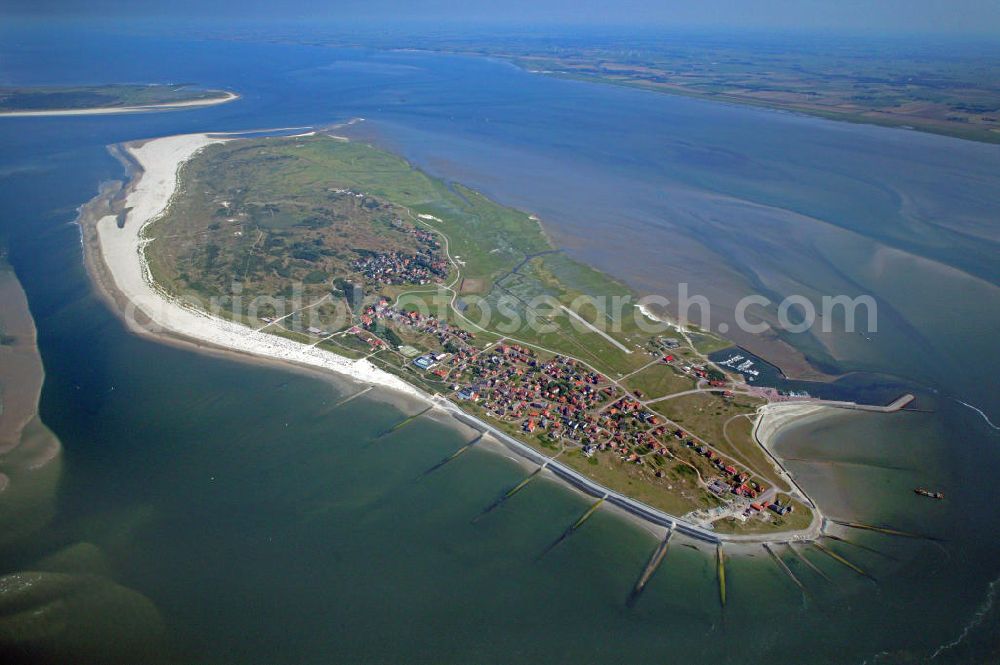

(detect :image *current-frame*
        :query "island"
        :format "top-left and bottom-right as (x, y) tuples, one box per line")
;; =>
(0, 84), (238, 117)
(79, 128), (913, 544)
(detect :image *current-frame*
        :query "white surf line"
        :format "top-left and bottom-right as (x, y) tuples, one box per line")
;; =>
(560, 305), (631, 354)
(930, 572), (1000, 660)
(954, 398), (1000, 431)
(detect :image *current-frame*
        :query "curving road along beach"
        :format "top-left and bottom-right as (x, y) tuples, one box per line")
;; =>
(0, 92), (239, 118)
(88, 131), (832, 544)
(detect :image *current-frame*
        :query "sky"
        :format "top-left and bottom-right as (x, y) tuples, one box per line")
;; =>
(4, 0), (1000, 36)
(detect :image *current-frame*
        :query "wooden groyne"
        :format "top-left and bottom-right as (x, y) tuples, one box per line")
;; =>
(572, 495), (606, 530)
(717, 544), (727, 608)
(764, 543), (806, 595)
(627, 530), (672, 607)
(539, 495), (607, 559)
(376, 405), (435, 439)
(787, 543), (830, 582)
(824, 534), (897, 560)
(331, 385), (373, 410)
(813, 542), (876, 582)
(830, 519), (942, 541)
(419, 434), (483, 478)
(473, 465), (546, 522)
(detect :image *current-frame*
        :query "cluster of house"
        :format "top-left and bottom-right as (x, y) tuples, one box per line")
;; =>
(352, 248), (448, 287)
(692, 439), (798, 518)
(687, 438), (765, 500)
(443, 345), (678, 463)
(351, 225), (447, 289)
(457, 348), (634, 444)
(361, 299), (475, 351)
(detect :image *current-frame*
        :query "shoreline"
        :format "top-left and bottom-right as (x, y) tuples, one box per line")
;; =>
(81, 130), (829, 544)
(0, 91), (239, 118)
(752, 402), (832, 515)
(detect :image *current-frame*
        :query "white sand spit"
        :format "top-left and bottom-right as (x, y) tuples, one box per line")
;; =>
(0, 92), (238, 118)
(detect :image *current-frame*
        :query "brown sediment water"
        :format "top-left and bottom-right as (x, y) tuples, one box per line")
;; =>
(0, 265), (62, 546)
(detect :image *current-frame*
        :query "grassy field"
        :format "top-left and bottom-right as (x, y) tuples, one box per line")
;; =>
(147, 132), (813, 535)
(650, 393), (790, 491)
(624, 363), (695, 400)
(0, 84), (232, 112)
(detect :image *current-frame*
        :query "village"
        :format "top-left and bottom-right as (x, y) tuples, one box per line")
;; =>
(344, 295), (797, 531)
(351, 226), (449, 287)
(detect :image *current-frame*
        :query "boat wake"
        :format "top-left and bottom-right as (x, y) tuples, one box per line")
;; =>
(954, 398), (1000, 431)
(929, 572), (1000, 660)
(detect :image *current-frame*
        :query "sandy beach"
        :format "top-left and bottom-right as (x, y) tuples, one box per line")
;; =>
(754, 401), (831, 451)
(753, 401), (832, 514)
(0, 92), (239, 118)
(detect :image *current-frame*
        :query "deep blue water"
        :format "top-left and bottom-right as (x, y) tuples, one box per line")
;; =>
(1, 22), (999, 664)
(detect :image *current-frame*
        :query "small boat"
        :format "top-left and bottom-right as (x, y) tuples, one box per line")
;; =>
(914, 488), (944, 500)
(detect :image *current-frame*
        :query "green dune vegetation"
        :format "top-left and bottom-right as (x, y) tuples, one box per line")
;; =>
(144, 133), (813, 534)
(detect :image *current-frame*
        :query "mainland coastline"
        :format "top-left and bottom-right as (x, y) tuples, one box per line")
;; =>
(77, 129), (881, 546)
